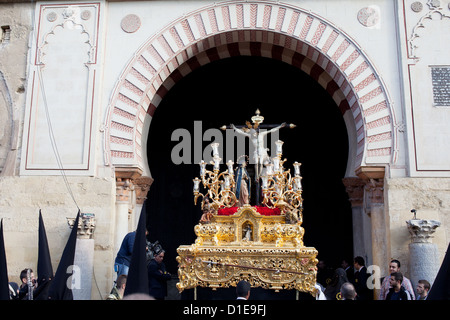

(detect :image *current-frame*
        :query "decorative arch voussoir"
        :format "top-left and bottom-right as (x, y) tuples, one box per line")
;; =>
(105, 0), (395, 171)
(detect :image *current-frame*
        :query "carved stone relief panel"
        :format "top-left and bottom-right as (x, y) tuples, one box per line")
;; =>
(405, 0), (450, 171)
(21, 3), (101, 174)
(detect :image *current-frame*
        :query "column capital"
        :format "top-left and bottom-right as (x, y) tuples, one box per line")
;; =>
(355, 166), (385, 204)
(364, 179), (384, 204)
(115, 167), (143, 203)
(406, 219), (441, 243)
(342, 177), (365, 207)
(116, 177), (133, 203)
(134, 176), (154, 204)
(67, 213), (96, 239)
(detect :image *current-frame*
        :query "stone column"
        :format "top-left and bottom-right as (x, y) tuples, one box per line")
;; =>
(343, 177), (371, 260)
(68, 213), (96, 300)
(365, 179), (387, 272)
(115, 168), (142, 254)
(365, 179), (387, 300)
(356, 166), (388, 300)
(406, 218), (441, 291)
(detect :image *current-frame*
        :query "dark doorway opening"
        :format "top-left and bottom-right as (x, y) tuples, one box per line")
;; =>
(146, 55), (352, 281)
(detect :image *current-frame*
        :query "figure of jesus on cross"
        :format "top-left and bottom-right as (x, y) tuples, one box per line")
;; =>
(222, 109), (295, 205)
(231, 122), (285, 178)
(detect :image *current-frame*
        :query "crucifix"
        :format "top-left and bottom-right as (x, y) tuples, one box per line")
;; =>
(221, 109), (295, 205)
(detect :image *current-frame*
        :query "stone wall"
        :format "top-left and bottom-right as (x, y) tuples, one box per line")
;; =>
(0, 175), (116, 299)
(0, 2), (33, 175)
(386, 177), (450, 279)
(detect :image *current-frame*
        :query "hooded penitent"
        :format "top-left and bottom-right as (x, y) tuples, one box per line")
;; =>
(47, 210), (80, 300)
(123, 203), (149, 297)
(33, 210), (54, 300)
(0, 219), (10, 300)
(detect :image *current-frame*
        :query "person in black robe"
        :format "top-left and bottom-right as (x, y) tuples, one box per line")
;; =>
(352, 256), (373, 300)
(147, 246), (171, 300)
(427, 242), (450, 300)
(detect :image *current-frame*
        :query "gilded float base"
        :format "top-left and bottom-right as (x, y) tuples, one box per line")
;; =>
(176, 206), (318, 296)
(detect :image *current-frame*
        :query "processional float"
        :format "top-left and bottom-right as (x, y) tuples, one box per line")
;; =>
(176, 110), (318, 296)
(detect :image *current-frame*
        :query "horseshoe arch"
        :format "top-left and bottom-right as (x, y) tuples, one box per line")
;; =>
(104, 1), (396, 178)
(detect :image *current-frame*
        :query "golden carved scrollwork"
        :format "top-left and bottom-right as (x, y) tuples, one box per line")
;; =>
(194, 223), (220, 246)
(274, 223), (305, 247)
(179, 112), (318, 296)
(176, 206), (318, 296)
(176, 246), (318, 294)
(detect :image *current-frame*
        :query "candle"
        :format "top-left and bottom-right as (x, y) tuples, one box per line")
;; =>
(211, 142), (220, 158)
(275, 140), (284, 155)
(224, 175), (230, 189)
(213, 156), (221, 171)
(227, 160), (234, 176)
(265, 163), (274, 176)
(199, 160), (206, 176)
(193, 177), (201, 192)
(293, 162), (301, 177)
(273, 157), (280, 173)
(294, 177), (302, 190)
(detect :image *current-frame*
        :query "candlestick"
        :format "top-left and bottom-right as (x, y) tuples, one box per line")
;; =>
(199, 160), (206, 177)
(211, 142), (220, 158)
(293, 162), (301, 177)
(227, 160), (234, 176)
(275, 140), (284, 156)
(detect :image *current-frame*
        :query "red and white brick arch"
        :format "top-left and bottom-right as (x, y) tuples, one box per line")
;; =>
(104, 1), (395, 175)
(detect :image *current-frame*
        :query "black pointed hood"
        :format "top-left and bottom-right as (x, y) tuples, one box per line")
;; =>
(427, 242), (450, 300)
(34, 210), (54, 300)
(0, 219), (10, 300)
(123, 205), (149, 296)
(48, 210), (80, 300)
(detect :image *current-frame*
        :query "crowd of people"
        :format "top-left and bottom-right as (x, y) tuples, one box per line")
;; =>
(7, 268), (36, 300)
(315, 257), (431, 300)
(6, 228), (170, 300)
(107, 226), (434, 301)
(108, 229), (171, 300)
(5, 233), (436, 300)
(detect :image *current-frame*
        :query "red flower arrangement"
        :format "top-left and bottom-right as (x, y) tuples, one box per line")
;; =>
(217, 206), (280, 216)
(217, 207), (239, 216)
(255, 206), (281, 216)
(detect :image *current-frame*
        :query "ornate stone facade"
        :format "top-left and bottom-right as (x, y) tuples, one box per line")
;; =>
(0, 0), (449, 300)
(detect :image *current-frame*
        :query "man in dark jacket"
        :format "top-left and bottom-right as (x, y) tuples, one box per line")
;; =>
(147, 247), (171, 300)
(386, 272), (410, 300)
(114, 229), (149, 280)
(114, 231), (136, 279)
(352, 256), (373, 300)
